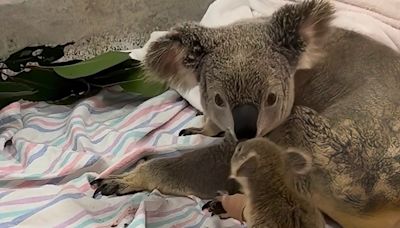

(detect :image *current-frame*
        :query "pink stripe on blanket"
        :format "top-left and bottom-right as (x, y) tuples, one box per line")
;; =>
(0, 102), (20, 114)
(98, 106), (197, 177)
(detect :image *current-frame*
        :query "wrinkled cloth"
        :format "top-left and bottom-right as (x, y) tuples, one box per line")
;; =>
(2, 0), (400, 227)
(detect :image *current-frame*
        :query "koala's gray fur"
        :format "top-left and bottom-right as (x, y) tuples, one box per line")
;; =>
(91, 0), (400, 227)
(229, 137), (325, 228)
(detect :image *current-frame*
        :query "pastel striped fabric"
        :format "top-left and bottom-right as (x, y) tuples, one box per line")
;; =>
(0, 88), (243, 228)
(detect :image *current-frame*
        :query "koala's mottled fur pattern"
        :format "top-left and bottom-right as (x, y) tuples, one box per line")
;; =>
(91, 0), (400, 227)
(230, 137), (325, 228)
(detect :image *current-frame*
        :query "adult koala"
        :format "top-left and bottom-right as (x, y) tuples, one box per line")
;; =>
(92, 0), (400, 227)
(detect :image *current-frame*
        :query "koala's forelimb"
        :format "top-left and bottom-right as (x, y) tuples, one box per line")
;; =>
(91, 136), (240, 199)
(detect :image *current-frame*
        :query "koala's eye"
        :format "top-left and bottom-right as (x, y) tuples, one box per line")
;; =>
(267, 93), (277, 106)
(214, 93), (225, 107)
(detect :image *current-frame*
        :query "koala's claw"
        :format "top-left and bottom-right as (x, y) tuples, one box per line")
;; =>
(202, 199), (227, 215)
(179, 127), (225, 137)
(89, 178), (102, 187)
(90, 178), (119, 198)
(179, 129), (192, 136)
(179, 127), (202, 136)
(90, 178), (139, 198)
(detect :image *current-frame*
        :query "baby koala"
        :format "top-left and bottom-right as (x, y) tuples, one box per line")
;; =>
(229, 137), (325, 228)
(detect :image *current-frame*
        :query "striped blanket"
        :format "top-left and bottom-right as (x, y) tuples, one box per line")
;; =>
(3, 0), (399, 227)
(0, 88), (242, 228)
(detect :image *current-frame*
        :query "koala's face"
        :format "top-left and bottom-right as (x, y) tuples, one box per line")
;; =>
(200, 41), (295, 140)
(144, 0), (334, 140)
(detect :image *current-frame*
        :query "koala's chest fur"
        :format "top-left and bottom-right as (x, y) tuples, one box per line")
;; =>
(269, 29), (400, 220)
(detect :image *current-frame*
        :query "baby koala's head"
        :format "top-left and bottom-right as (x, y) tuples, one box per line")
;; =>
(230, 138), (325, 228)
(230, 137), (312, 185)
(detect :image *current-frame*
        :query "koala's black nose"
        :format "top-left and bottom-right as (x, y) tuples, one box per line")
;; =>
(232, 104), (258, 140)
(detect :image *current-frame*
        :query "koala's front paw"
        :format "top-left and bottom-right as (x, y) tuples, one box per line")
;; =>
(202, 191), (230, 218)
(90, 175), (143, 198)
(203, 192), (247, 221)
(202, 199), (228, 217)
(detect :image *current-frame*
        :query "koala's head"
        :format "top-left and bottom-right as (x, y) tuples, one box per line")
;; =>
(230, 137), (312, 182)
(144, 0), (334, 140)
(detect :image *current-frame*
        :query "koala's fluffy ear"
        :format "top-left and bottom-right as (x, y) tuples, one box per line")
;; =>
(283, 148), (312, 175)
(144, 23), (217, 91)
(235, 151), (259, 177)
(267, 0), (335, 69)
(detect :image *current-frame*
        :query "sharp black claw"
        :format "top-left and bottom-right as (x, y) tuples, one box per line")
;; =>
(202, 201), (212, 210)
(209, 201), (227, 215)
(90, 178), (103, 188)
(179, 129), (187, 136)
(115, 190), (139, 196)
(93, 185), (105, 199)
(214, 201), (226, 213)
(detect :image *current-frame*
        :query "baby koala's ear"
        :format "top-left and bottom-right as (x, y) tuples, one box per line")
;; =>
(143, 22), (218, 91)
(283, 148), (313, 175)
(235, 150), (259, 177)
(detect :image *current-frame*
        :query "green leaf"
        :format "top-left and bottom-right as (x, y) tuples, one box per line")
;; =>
(0, 81), (35, 108)
(81, 59), (167, 97)
(86, 68), (141, 87)
(0, 81), (37, 98)
(49, 88), (101, 105)
(0, 50), (167, 109)
(9, 68), (95, 102)
(53, 51), (131, 79)
(120, 77), (167, 97)
(83, 59), (142, 87)
(0, 81), (35, 92)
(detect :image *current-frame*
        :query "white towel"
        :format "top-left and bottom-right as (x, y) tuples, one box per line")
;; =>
(129, 0), (400, 112)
